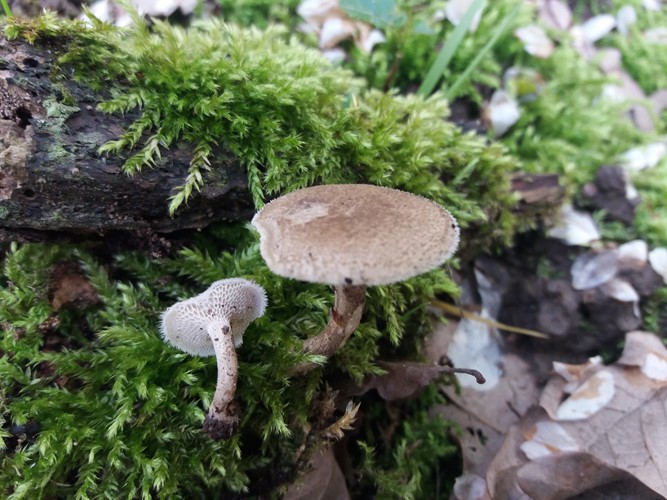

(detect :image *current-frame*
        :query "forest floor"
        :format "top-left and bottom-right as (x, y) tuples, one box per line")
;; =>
(2, 0), (667, 498)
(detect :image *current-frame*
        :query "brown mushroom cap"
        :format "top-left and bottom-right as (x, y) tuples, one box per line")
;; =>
(251, 184), (459, 286)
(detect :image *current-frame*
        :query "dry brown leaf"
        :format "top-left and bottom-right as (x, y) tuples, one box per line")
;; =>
(486, 331), (667, 499)
(580, 14), (616, 43)
(443, 352), (540, 478)
(321, 401), (360, 440)
(297, 0), (385, 54)
(617, 5), (637, 36)
(517, 451), (664, 500)
(618, 331), (667, 370)
(485, 407), (546, 499)
(547, 204), (601, 246)
(570, 250), (618, 290)
(49, 263), (100, 312)
(452, 473), (492, 500)
(284, 448), (350, 500)
(427, 319), (541, 481)
(621, 143), (667, 172)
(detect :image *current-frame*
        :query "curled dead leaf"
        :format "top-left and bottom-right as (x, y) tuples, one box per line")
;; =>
(517, 451), (665, 500)
(555, 369), (615, 421)
(616, 5), (637, 37)
(618, 331), (667, 382)
(48, 263), (100, 312)
(520, 420), (579, 459)
(618, 240), (648, 268)
(620, 143), (667, 171)
(321, 401), (360, 440)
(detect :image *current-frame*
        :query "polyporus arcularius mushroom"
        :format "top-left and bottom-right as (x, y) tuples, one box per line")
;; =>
(251, 184), (459, 374)
(161, 278), (267, 439)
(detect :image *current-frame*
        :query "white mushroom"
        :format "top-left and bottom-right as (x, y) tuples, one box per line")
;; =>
(161, 278), (267, 439)
(251, 184), (459, 374)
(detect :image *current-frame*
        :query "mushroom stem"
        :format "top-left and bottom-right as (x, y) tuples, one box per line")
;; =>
(203, 319), (240, 440)
(292, 284), (367, 375)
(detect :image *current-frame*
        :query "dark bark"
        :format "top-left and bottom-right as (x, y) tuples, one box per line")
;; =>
(0, 36), (254, 245)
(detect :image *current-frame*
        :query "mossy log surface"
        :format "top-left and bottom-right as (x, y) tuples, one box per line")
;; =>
(0, 33), (563, 247)
(0, 36), (254, 243)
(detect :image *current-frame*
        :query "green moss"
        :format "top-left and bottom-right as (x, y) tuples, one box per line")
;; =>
(643, 286), (667, 334)
(216, 0), (300, 29)
(0, 227), (460, 497)
(1, 11), (514, 492)
(633, 162), (667, 247)
(6, 3), (660, 497)
(536, 256), (562, 280)
(5, 13), (523, 248)
(501, 47), (646, 188)
(355, 385), (458, 499)
(606, 0), (667, 97)
(0, 205), (8, 220)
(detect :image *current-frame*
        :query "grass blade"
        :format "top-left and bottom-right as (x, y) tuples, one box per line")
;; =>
(445, 2), (521, 99)
(417, 0), (486, 98)
(1, 0), (12, 17)
(431, 299), (549, 339)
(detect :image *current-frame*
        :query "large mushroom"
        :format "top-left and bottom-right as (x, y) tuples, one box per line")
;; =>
(251, 184), (459, 374)
(161, 278), (267, 439)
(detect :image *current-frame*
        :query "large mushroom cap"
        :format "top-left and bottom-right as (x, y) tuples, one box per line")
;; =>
(161, 278), (267, 356)
(251, 184), (459, 286)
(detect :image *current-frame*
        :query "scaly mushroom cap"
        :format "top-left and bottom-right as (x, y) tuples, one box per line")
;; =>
(161, 278), (267, 356)
(251, 184), (459, 286)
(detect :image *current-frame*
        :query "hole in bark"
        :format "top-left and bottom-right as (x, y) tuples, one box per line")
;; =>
(22, 57), (39, 68)
(23, 189), (35, 198)
(15, 107), (32, 128)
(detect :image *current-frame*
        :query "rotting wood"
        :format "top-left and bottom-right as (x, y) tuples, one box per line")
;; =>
(0, 36), (254, 245)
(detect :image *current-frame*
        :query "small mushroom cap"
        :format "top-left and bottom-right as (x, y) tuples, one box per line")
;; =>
(251, 184), (459, 286)
(161, 278), (267, 356)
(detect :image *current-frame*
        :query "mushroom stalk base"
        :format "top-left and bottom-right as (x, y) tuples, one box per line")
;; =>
(203, 322), (240, 440)
(291, 284), (367, 375)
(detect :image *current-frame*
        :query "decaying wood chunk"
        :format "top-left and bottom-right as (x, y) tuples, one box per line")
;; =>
(0, 36), (254, 245)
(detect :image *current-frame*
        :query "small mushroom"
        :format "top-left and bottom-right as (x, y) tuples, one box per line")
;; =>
(251, 184), (459, 374)
(161, 278), (267, 439)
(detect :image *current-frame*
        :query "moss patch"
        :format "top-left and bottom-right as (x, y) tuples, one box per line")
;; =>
(0, 12), (518, 498)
